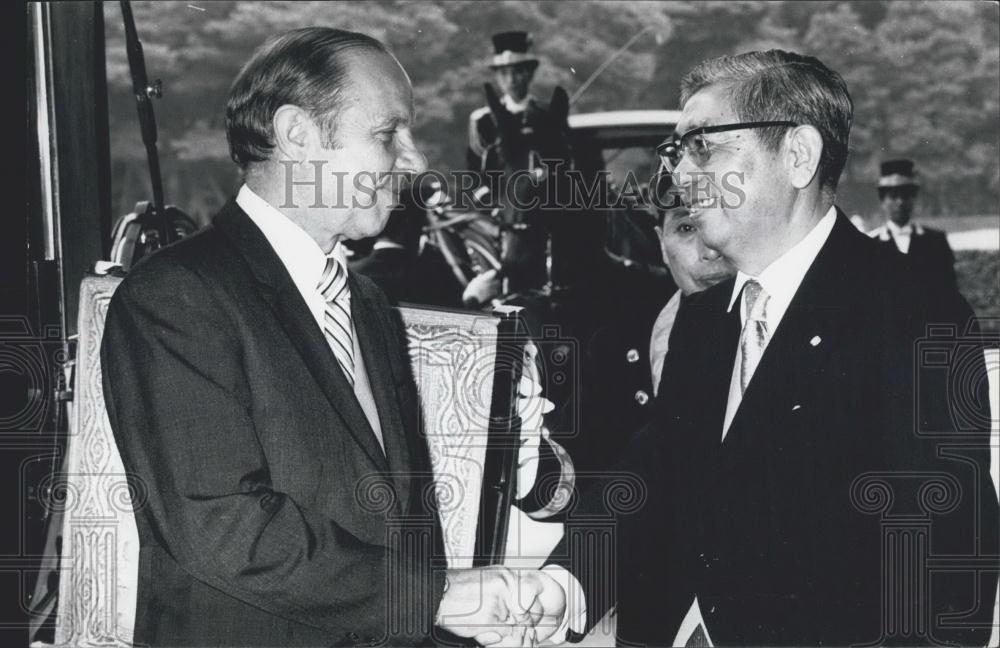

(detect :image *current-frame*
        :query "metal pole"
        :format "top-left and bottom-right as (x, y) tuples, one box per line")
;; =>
(570, 26), (655, 105)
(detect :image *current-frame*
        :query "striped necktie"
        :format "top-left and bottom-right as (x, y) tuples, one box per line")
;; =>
(318, 256), (355, 387)
(739, 279), (770, 394)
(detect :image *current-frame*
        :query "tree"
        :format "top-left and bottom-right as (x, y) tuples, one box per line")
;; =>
(104, 1), (998, 223)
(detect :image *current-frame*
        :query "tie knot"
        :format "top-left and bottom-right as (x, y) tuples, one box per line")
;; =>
(318, 256), (348, 302)
(744, 280), (769, 322)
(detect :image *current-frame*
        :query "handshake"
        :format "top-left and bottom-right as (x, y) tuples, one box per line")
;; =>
(436, 566), (568, 646)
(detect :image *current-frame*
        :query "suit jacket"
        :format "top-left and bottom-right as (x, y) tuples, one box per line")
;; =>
(101, 201), (446, 647)
(465, 98), (550, 174)
(551, 212), (998, 646)
(349, 246), (463, 309)
(876, 225), (957, 291)
(567, 269), (674, 478)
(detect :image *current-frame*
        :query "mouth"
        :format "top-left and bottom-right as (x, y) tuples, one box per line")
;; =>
(699, 272), (733, 285)
(373, 172), (393, 193)
(693, 196), (715, 211)
(375, 175), (405, 209)
(682, 195), (716, 218)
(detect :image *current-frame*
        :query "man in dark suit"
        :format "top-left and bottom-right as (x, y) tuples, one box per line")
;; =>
(101, 27), (564, 647)
(535, 49), (998, 646)
(870, 159), (958, 291)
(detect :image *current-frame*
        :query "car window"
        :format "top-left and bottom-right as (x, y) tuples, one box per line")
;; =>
(602, 147), (661, 192)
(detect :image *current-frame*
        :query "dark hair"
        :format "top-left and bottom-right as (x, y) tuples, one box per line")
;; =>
(680, 50), (853, 192)
(226, 27), (387, 169)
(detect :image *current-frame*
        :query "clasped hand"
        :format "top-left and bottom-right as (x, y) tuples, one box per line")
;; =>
(436, 566), (566, 646)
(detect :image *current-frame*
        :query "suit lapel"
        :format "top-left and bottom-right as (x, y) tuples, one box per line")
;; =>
(214, 202), (390, 473)
(351, 276), (413, 513)
(723, 214), (856, 452)
(700, 287), (742, 442)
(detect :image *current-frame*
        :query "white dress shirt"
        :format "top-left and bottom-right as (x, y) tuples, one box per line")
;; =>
(870, 219), (924, 254)
(650, 290), (683, 397)
(236, 184), (385, 450)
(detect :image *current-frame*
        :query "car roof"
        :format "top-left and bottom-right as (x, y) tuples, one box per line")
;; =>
(568, 110), (681, 149)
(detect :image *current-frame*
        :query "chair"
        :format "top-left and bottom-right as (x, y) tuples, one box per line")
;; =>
(46, 272), (561, 646)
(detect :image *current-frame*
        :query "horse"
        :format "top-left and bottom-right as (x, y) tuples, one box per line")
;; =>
(427, 83), (671, 326)
(426, 85), (679, 483)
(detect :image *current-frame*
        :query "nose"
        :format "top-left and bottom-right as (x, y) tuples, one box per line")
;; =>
(396, 130), (427, 175)
(698, 239), (721, 261)
(671, 152), (696, 190)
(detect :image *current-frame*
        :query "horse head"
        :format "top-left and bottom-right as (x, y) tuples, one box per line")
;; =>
(483, 84), (574, 292)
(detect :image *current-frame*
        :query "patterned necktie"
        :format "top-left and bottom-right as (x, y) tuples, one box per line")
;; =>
(739, 279), (770, 394)
(318, 256), (355, 387)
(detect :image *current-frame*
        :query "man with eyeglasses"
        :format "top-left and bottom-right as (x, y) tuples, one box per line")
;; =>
(530, 49), (997, 647)
(869, 159), (957, 291)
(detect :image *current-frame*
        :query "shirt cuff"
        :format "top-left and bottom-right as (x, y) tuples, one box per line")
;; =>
(541, 565), (587, 644)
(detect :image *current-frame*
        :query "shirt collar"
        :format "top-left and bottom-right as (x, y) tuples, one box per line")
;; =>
(886, 219), (913, 236)
(502, 94), (533, 113)
(373, 240), (407, 252)
(236, 184), (347, 295)
(727, 206), (838, 314)
(886, 219), (922, 236)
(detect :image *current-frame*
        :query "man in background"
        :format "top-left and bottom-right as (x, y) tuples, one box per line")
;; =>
(467, 30), (544, 177)
(870, 158), (957, 290)
(649, 202), (736, 395)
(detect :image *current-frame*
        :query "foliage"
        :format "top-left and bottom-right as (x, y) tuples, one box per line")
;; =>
(955, 250), (1000, 332)
(104, 0), (998, 225)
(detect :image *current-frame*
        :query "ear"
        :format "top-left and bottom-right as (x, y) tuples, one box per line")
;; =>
(549, 86), (569, 125)
(272, 104), (313, 160)
(654, 224), (668, 260)
(785, 125), (824, 189)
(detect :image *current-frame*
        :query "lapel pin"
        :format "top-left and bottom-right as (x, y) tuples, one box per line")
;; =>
(809, 335), (822, 347)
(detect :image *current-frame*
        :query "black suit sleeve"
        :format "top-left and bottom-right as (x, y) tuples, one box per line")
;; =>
(544, 293), (699, 640)
(101, 264), (444, 641)
(899, 288), (998, 646)
(937, 230), (957, 289)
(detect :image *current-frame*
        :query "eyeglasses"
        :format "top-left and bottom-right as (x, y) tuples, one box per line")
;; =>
(656, 121), (797, 172)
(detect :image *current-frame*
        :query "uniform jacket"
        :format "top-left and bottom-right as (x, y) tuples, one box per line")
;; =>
(466, 97), (550, 174)
(101, 201), (446, 647)
(872, 223), (957, 291)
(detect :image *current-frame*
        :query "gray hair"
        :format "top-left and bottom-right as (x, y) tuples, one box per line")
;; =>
(226, 27), (388, 169)
(680, 50), (853, 192)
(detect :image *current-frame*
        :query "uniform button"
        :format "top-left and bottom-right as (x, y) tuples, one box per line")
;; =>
(634, 390), (649, 405)
(626, 348), (640, 363)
